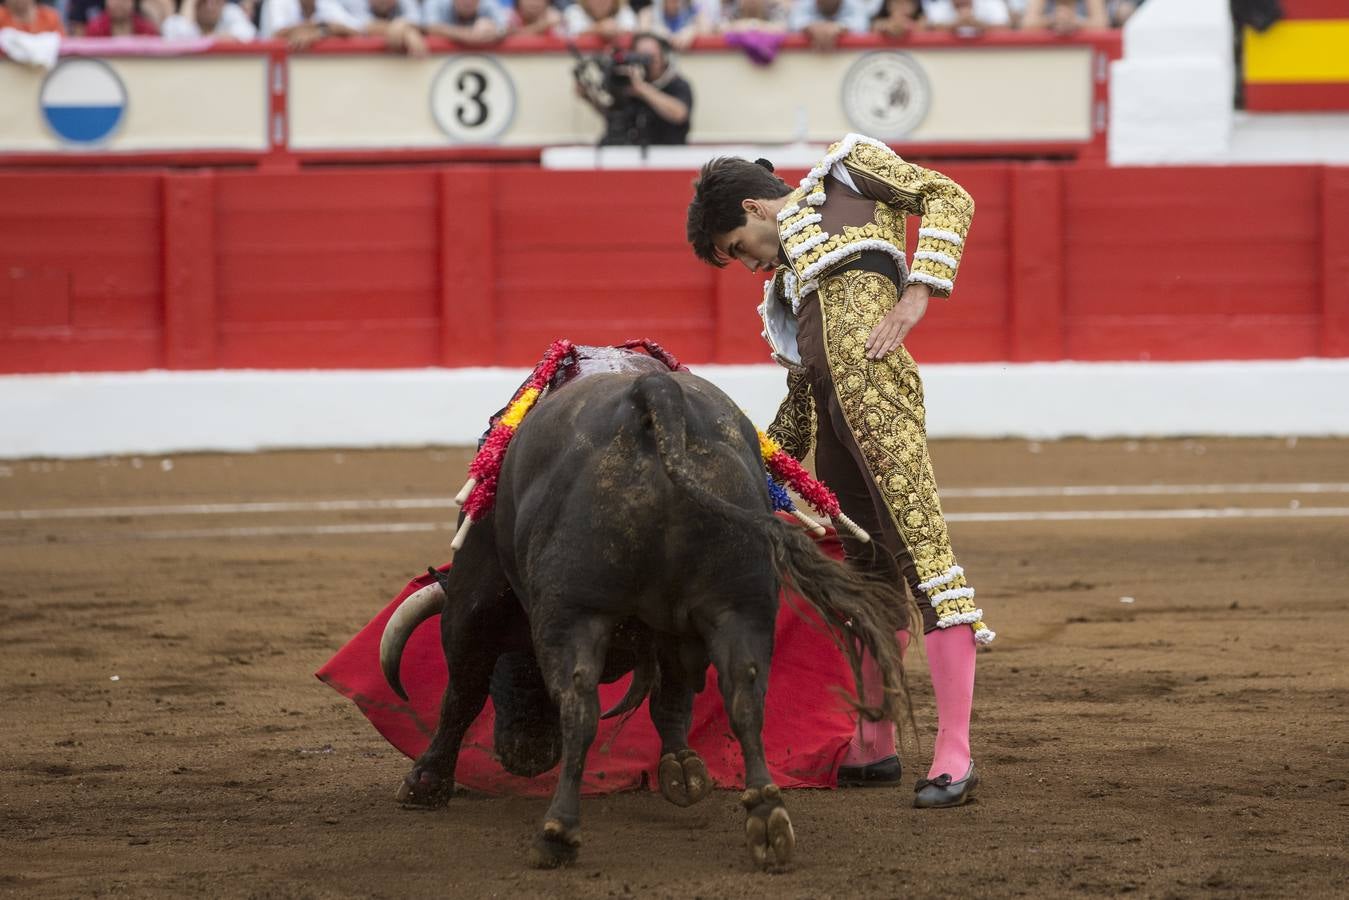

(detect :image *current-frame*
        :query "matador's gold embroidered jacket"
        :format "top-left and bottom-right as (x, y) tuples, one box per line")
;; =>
(760, 132), (975, 456)
(758, 133), (992, 643)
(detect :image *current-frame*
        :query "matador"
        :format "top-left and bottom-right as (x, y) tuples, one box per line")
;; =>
(685, 133), (994, 808)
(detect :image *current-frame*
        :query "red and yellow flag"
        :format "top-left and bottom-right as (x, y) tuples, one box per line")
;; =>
(1244, 0), (1349, 111)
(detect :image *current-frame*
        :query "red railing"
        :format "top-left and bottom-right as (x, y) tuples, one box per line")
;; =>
(2, 160), (1346, 374)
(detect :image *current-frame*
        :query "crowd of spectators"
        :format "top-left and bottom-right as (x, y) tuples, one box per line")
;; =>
(0, 0), (1143, 44)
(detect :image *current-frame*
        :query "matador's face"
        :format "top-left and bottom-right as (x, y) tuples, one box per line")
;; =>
(715, 199), (784, 274)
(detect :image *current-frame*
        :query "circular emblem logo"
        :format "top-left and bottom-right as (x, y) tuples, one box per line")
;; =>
(430, 55), (516, 144)
(40, 58), (127, 145)
(840, 52), (931, 140)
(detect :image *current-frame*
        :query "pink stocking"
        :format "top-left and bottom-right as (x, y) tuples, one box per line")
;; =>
(925, 624), (976, 780)
(842, 631), (909, 766)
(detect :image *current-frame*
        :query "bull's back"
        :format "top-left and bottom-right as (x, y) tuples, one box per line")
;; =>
(505, 371), (755, 484)
(495, 372), (771, 611)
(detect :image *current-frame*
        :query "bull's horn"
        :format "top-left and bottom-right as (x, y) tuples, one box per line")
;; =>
(453, 478), (477, 506)
(450, 515), (474, 551)
(790, 509), (827, 537)
(834, 511), (871, 544)
(379, 580), (446, 701)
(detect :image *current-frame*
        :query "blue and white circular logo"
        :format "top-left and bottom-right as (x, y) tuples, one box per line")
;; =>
(40, 59), (127, 145)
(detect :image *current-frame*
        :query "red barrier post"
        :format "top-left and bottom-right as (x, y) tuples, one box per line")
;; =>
(1085, 38), (1119, 163)
(1323, 167), (1349, 357)
(1007, 164), (1065, 361)
(162, 171), (219, 370)
(261, 47), (299, 173)
(438, 168), (497, 366)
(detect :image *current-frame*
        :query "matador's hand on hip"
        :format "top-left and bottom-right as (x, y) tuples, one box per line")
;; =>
(865, 283), (930, 360)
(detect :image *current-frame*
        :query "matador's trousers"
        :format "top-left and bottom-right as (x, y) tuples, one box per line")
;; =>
(794, 251), (992, 642)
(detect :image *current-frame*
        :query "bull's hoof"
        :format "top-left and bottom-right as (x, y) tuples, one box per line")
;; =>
(530, 818), (581, 869)
(659, 749), (710, 808)
(396, 767), (454, 808)
(740, 783), (795, 870)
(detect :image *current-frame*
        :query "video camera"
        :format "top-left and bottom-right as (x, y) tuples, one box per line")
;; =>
(570, 45), (656, 112)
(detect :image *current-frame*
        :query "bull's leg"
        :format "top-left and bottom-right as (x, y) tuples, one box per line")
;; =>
(398, 565), (509, 808)
(706, 610), (795, 869)
(649, 640), (710, 808)
(529, 614), (613, 868)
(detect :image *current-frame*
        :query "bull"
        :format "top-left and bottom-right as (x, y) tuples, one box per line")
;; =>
(379, 356), (910, 869)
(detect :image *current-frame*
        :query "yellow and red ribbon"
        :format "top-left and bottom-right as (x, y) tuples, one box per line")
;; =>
(452, 339), (864, 550)
(459, 340), (574, 524)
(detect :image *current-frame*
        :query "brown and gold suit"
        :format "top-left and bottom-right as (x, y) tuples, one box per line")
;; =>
(758, 134), (994, 643)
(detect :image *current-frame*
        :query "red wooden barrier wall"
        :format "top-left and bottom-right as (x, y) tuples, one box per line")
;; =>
(2, 162), (1347, 374)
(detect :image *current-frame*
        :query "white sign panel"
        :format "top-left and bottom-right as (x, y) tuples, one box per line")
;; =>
(1, 55), (268, 153)
(1, 43), (1098, 156)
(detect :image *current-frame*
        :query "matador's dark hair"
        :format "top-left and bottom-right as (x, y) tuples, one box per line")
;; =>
(685, 157), (792, 267)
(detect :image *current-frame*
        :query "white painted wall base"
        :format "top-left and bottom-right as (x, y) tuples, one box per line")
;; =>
(1226, 113), (1349, 165)
(2, 360), (1346, 458)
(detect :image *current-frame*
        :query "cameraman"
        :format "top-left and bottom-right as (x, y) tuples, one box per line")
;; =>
(588, 33), (694, 146)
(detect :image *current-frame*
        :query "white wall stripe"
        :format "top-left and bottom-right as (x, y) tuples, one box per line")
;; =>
(0, 497), (458, 521)
(5, 484), (1349, 521)
(941, 483), (1349, 499)
(5, 507), (1349, 545)
(946, 507), (1349, 523)
(3, 360), (1349, 457)
(0, 522), (446, 544)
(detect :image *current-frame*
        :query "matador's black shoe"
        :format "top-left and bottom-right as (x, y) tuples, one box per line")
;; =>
(913, 763), (979, 808)
(837, 755), (903, 788)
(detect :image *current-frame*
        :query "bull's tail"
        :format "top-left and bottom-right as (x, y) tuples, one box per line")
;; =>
(630, 373), (914, 731)
(767, 522), (915, 731)
(599, 645), (657, 721)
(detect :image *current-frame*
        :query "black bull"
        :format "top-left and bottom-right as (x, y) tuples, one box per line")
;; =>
(380, 367), (911, 869)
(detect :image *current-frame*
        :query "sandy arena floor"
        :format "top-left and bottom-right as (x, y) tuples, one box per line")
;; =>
(2, 438), (1346, 899)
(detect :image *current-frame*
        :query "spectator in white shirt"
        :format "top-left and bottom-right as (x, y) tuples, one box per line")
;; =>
(506, 0), (562, 36)
(360, 0), (426, 53)
(1018, 0), (1107, 31)
(921, 0), (1010, 32)
(636, 0), (698, 48)
(562, 0), (636, 43)
(789, 0), (870, 48)
(260, 0), (362, 47)
(162, 0), (257, 39)
(424, 0), (507, 43)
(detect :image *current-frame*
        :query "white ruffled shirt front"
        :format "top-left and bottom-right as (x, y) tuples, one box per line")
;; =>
(757, 159), (869, 369)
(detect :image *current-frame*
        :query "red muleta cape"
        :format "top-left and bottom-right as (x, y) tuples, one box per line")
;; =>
(316, 521), (860, 796)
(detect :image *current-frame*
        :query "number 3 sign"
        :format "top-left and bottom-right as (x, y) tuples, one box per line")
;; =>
(430, 55), (516, 144)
